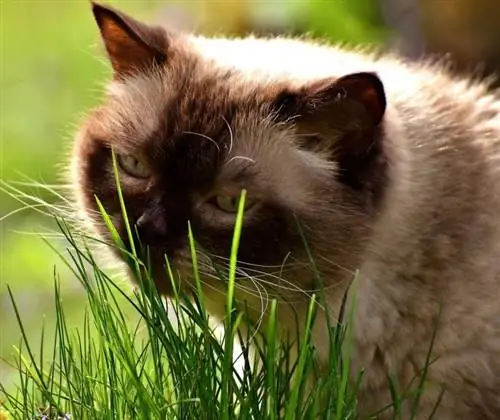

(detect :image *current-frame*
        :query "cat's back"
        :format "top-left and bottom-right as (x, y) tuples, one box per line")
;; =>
(189, 34), (484, 103)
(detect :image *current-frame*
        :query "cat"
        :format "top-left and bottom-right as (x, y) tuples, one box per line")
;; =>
(70, 2), (500, 418)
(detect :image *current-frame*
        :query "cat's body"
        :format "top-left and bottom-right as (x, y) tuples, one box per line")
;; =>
(71, 3), (500, 418)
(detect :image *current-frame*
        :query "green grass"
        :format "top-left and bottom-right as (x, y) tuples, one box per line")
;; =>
(0, 163), (442, 419)
(0, 188), (360, 419)
(0, 176), (445, 420)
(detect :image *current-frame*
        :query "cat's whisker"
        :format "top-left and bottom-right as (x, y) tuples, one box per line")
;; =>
(207, 259), (313, 296)
(158, 253), (339, 306)
(240, 271), (311, 294)
(243, 273), (269, 341)
(9, 176), (74, 199)
(182, 131), (220, 152)
(212, 262), (329, 309)
(8, 229), (71, 239)
(226, 155), (255, 165)
(242, 261), (352, 296)
(190, 274), (267, 313)
(222, 116), (234, 156)
(233, 263), (301, 276)
(197, 268), (271, 302)
(315, 254), (358, 277)
(205, 252), (306, 270)
(0, 204), (54, 223)
(0, 182), (83, 223)
(236, 276), (327, 309)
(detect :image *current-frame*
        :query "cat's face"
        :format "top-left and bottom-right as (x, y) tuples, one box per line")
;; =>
(71, 3), (387, 315)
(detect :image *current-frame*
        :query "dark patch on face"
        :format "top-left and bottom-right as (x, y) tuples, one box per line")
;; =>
(192, 203), (301, 267)
(80, 62), (301, 291)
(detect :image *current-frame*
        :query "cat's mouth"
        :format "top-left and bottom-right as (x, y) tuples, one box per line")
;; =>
(107, 225), (184, 293)
(119, 246), (183, 296)
(117, 230), (231, 297)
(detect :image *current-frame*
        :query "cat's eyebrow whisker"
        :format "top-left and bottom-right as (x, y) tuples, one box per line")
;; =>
(225, 155), (256, 166)
(223, 116), (234, 156)
(182, 131), (220, 152)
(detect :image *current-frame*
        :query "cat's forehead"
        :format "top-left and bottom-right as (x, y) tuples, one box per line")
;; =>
(100, 60), (275, 154)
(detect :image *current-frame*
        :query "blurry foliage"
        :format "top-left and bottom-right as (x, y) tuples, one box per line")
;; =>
(308, 0), (386, 45)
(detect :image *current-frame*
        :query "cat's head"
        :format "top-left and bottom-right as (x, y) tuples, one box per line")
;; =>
(71, 2), (387, 314)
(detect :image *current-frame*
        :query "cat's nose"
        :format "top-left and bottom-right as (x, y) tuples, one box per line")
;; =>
(136, 208), (168, 239)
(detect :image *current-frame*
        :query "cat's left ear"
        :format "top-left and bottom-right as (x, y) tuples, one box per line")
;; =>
(273, 72), (386, 155)
(91, 2), (168, 77)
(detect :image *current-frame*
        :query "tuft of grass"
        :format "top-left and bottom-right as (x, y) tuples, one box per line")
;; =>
(0, 170), (439, 418)
(0, 174), (360, 419)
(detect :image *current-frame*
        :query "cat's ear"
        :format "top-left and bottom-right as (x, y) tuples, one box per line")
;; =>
(272, 72), (387, 190)
(273, 72), (386, 153)
(91, 2), (168, 77)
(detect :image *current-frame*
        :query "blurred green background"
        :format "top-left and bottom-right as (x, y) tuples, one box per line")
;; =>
(1, 0), (500, 390)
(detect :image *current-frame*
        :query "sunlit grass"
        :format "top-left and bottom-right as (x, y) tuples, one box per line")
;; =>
(0, 194), (359, 419)
(0, 152), (360, 418)
(0, 164), (439, 419)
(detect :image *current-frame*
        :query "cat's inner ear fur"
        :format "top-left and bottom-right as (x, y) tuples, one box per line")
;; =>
(91, 2), (168, 77)
(274, 72), (387, 191)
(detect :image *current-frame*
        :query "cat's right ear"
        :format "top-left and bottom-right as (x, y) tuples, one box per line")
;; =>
(91, 2), (168, 78)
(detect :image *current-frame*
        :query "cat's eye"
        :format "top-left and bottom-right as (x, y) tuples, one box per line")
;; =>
(117, 154), (151, 179)
(214, 195), (254, 213)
